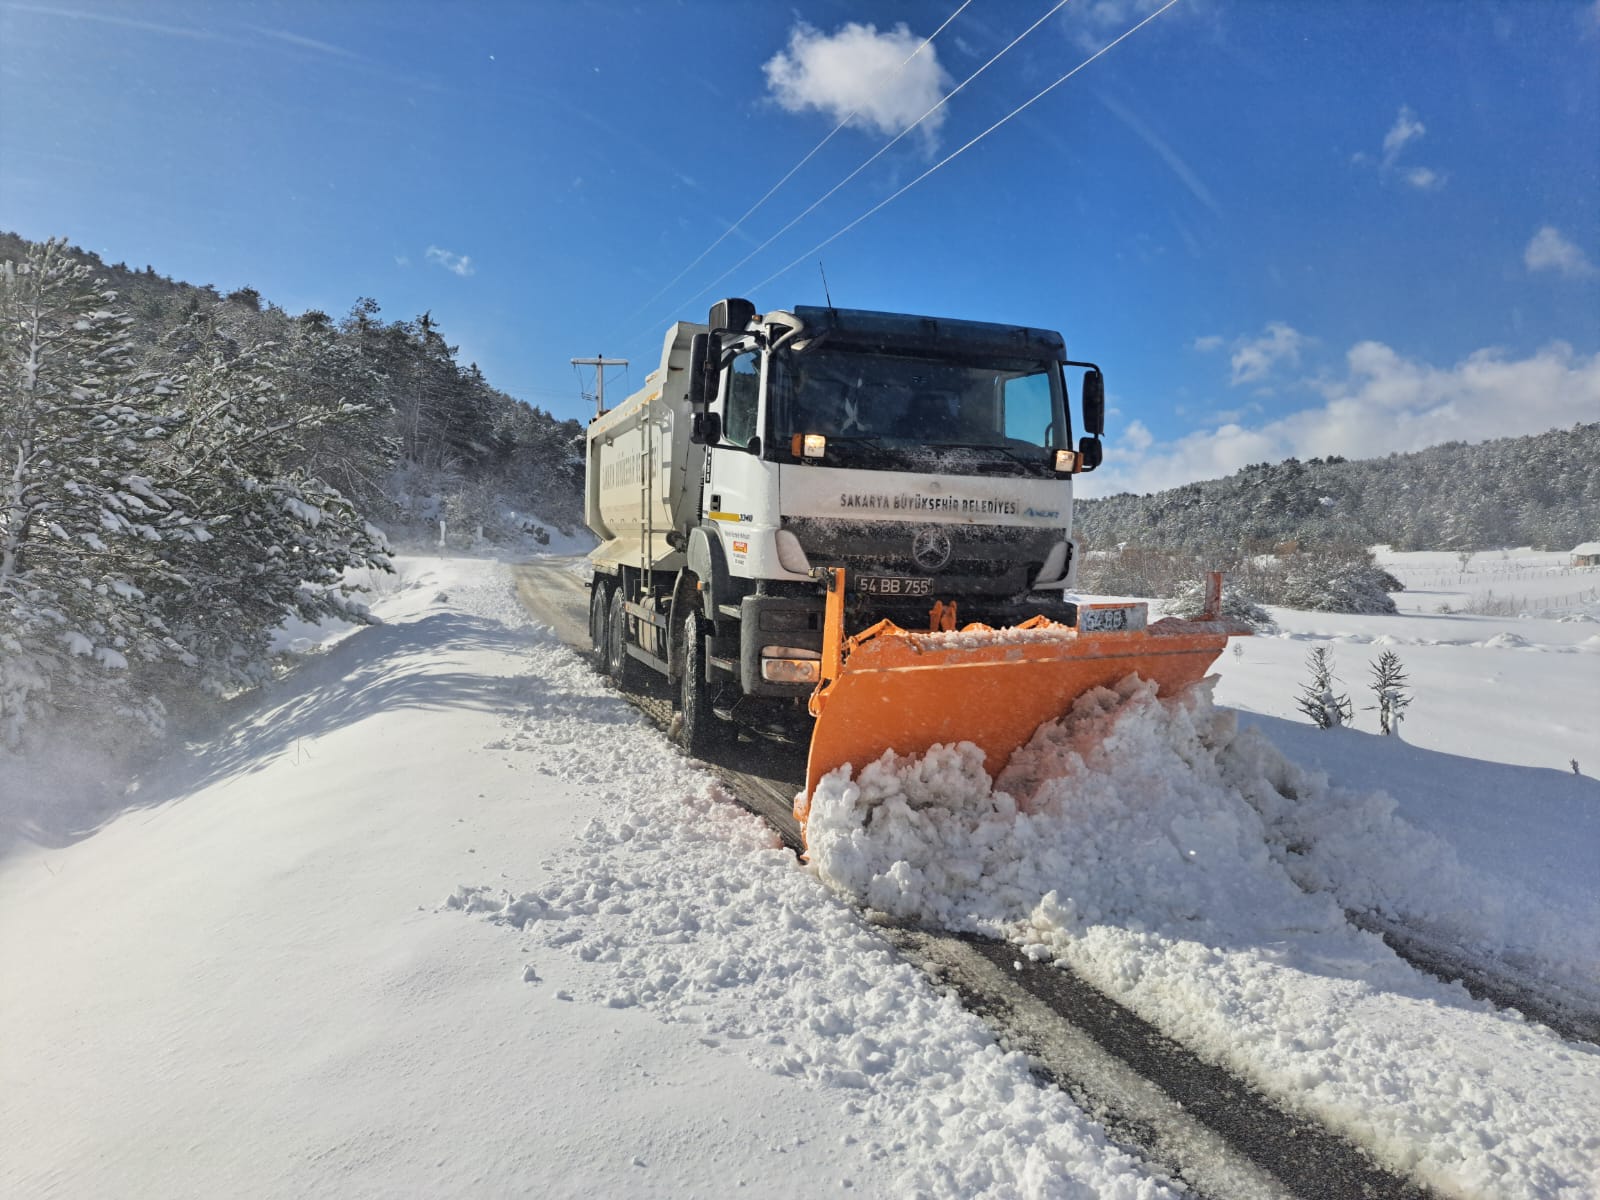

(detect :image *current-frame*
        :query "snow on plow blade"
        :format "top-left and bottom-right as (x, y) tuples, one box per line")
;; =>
(797, 570), (1250, 842)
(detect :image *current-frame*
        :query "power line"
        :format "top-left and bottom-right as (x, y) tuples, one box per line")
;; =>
(606, 0), (974, 342)
(645, 0), (1075, 328)
(747, 0), (1183, 296)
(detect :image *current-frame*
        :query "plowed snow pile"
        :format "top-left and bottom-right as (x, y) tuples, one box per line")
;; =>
(808, 678), (1600, 1200)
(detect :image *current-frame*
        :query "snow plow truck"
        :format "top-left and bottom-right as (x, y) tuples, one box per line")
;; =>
(585, 298), (1245, 846)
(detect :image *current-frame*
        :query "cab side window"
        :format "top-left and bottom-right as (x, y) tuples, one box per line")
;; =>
(724, 351), (760, 447)
(1001, 371), (1055, 447)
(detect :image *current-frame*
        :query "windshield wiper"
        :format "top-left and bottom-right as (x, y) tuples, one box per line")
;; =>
(807, 433), (899, 464)
(939, 442), (1047, 475)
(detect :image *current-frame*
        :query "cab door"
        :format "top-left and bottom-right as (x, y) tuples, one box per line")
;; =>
(705, 349), (776, 580)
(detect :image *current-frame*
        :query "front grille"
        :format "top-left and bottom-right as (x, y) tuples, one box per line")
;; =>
(782, 515), (1056, 567)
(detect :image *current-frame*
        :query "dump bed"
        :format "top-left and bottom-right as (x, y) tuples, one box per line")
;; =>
(585, 320), (706, 574)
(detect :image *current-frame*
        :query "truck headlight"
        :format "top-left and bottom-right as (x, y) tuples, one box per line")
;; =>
(1054, 449), (1077, 473)
(760, 645), (821, 683)
(803, 434), (826, 458)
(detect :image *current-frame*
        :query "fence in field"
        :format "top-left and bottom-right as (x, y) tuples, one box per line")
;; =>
(1443, 587), (1600, 616)
(1393, 565), (1600, 588)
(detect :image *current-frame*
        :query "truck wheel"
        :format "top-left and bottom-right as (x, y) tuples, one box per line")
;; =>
(607, 587), (643, 690)
(589, 582), (610, 669)
(679, 612), (726, 755)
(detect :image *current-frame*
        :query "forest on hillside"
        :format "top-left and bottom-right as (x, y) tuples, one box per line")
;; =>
(0, 232), (586, 539)
(0, 233), (583, 752)
(1077, 423), (1600, 555)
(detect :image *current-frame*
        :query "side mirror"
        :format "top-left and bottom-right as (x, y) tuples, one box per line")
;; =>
(688, 332), (722, 410)
(708, 297), (756, 334)
(691, 411), (723, 446)
(1078, 435), (1102, 471)
(1082, 369), (1105, 437)
(688, 333), (709, 408)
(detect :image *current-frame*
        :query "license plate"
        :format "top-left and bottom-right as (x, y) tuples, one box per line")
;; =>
(1078, 604), (1145, 633)
(856, 575), (933, 597)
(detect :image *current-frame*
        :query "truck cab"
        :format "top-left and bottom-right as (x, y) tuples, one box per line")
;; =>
(587, 298), (1105, 751)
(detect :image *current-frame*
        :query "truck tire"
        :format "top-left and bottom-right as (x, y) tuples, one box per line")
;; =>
(589, 582), (610, 669)
(607, 586), (643, 690)
(679, 612), (726, 755)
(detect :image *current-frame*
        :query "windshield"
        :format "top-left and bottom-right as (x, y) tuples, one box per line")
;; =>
(770, 348), (1067, 457)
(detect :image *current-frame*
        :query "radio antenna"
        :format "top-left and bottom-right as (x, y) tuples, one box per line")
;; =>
(818, 261), (835, 311)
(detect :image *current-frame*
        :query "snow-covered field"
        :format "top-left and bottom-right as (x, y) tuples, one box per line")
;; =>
(1375, 547), (1600, 620)
(2, 550), (1597, 1198)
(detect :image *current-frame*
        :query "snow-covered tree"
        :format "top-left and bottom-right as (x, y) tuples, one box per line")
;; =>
(275, 309), (399, 515)
(1295, 647), (1353, 730)
(0, 239), (191, 744)
(1369, 650), (1411, 736)
(139, 310), (392, 701)
(1272, 547), (1399, 614)
(1166, 573), (1274, 629)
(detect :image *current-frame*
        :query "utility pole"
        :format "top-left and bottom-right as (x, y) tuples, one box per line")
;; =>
(571, 355), (629, 417)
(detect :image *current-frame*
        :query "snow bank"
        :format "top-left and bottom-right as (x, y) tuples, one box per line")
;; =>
(808, 677), (1600, 1199)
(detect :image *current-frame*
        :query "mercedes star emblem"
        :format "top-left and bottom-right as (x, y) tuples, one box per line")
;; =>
(912, 526), (953, 572)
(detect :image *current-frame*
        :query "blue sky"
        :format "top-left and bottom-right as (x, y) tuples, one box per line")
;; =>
(2, 0), (1596, 495)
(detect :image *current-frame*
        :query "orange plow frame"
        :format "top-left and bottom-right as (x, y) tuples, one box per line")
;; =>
(796, 569), (1250, 841)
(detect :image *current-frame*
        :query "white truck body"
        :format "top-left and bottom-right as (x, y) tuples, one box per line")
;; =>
(584, 300), (1104, 743)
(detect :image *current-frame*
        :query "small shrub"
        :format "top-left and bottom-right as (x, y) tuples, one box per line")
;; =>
(1296, 647), (1352, 729)
(1368, 650), (1411, 736)
(1461, 590), (1523, 617)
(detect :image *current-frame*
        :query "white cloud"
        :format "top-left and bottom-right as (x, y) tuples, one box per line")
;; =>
(1229, 322), (1310, 385)
(1402, 166), (1443, 191)
(1524, 226), (1597, 279)
(1082, 340), (1600, 496)
(1192, 334), (1224, 352)
(394, 254), (410, 268)
(1357, 104), (1443, 191)
(425, 245), (475, 277)
(764, 22), (952, 143)
(1381, 105), (1426, 165)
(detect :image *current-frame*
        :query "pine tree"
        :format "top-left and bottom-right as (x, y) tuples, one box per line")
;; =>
(1369, 650), (1411, 736)
(276, 309), (398, 515)
(0, 239), (190, 744)
(140, 310), (392, 701)
(1295, 647), (1353, 730)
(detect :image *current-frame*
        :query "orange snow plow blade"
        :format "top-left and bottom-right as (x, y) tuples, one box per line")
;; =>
(796, 569), (1249, 842)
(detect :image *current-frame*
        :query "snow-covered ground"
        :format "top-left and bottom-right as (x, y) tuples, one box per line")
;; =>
(3, 550), (1596, 1198)
(0, 557), (1179, 1199)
